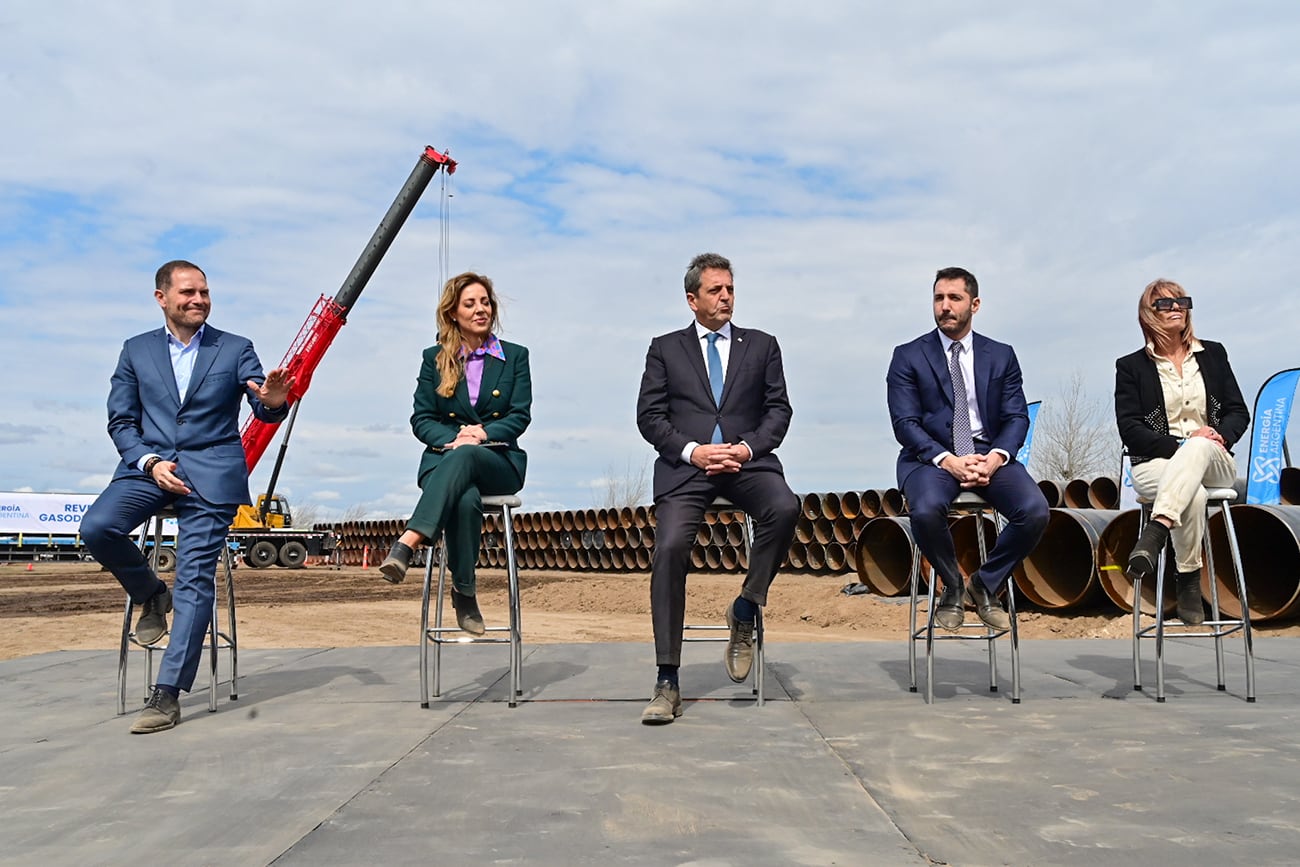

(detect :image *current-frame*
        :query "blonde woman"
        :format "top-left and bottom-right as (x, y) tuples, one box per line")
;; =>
(379, 272), (531, 635)
(1115, 279), (1248, 624)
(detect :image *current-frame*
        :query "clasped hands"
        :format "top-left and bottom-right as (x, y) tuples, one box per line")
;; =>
(942, 451), (1006, 489)
(248, 367), (296, 409)
(1189, 426), (1227, 449)
(691, 443), (752, 475)
(444, 424), (488, 449)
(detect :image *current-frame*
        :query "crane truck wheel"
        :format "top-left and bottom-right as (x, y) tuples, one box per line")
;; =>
(278, 540), (308, 568)
(246, 540), (279, 569)
(155, 547), (177, 573)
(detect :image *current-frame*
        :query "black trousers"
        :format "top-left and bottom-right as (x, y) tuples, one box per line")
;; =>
(650, 468), (799, 666)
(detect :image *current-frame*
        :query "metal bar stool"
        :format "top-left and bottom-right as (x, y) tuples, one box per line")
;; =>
(117, 508), (238, 715)
(682, 496), (765, 706)
(908, 491), (1021, 703)
(420, 495), (523, 708)
(1132, 489), (1256, 702)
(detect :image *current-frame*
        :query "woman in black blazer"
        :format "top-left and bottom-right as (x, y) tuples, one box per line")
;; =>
(378, 272), (532, 635)
(1115, 278), (1248, 624)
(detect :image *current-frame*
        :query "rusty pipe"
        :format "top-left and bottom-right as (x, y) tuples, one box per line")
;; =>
(1206, 503), (1300, 622)
(1014, 509), (1116, 609)
(1064, 478), (1092, 509)
(853, 516), (918, 596)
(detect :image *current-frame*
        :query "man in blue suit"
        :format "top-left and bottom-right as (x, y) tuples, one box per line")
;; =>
(885, 267), (1048, 631)
(82, 260), (293, 734)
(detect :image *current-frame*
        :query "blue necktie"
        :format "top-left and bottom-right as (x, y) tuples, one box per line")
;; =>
(707, 332), (724, 444)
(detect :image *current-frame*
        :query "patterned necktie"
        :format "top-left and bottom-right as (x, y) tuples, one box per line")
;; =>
(949, 341), (975, 456)
(707, 332), (724, 443)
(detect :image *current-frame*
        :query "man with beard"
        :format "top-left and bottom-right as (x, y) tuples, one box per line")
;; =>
(885, 267), (1048, 631)
(82, 260), (293, 733)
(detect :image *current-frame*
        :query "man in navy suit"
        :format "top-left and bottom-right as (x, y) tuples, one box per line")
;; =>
(635, 253), (799, 724)
(885, 267), (1047, 631)
(82, 260), (293, 734)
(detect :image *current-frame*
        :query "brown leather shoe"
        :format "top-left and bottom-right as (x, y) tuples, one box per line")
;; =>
(134, 586), (172, 646)
(966, 580), (1011, 631)
(640, 681), (682, 724)
(724, 602), (755, 683)
(934, 583), (965, 631)
(130, 688), (180, 734)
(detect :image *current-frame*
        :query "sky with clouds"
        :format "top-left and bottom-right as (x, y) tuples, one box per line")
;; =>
(3, 2), (1299, 519)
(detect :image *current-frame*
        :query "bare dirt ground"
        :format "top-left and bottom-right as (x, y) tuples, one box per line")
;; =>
(4, 562), (1299, 661)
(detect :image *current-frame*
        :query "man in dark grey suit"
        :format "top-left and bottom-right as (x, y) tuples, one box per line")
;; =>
(635, 253), (799, 724)
(82, 260), (293, 734)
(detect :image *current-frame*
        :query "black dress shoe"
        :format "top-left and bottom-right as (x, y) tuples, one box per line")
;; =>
(966, 579), (1011, 631)
(1175, 570), (1205, 625)
(379, 542), (413, 584)
(934, 583), (965, 631)
(451, 589), (486, 635)
(1127, 520), (1170, 582)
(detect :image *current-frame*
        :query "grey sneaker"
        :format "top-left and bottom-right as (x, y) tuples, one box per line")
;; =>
(640, 681), (682, 725)
(134, 586), (172, 646)
(724, 602), (755, 683)
(130, 688), (180, 734)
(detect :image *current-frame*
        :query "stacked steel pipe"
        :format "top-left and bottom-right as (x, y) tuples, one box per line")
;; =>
(315, 476), (1300, 623)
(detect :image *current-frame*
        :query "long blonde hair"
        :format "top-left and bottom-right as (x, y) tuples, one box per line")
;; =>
(1138, 278), (1196, 352)
(435, 272), (501, 397)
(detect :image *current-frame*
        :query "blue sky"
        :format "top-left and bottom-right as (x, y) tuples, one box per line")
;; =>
(3, 2), (1299, 519)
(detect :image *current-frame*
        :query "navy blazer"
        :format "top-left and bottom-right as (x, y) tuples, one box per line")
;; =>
(107, 325), (288, 505)
(410, 341), (532, 486)
(886, 329), (1030, 487)
(1114, 340), (1249, 466)
(636, 324), (793, 499)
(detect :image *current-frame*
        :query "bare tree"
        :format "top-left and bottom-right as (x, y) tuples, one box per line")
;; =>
(597, 457), (651, 510)
(1031, 369), (1119, 481)
(290, 502), (321, 530)
(341, 503), (370, 522)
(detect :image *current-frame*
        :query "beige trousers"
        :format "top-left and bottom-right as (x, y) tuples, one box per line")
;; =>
(1130, 436), (1237, 572)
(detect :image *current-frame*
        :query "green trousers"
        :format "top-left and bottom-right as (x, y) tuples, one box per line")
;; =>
(407, 445), (521, 595)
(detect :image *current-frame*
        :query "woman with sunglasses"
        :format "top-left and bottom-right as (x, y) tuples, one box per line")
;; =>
(1115, 279), (1249, 624)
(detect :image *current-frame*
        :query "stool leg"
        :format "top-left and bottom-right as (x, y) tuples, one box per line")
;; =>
(1219, 504), (1256, 702)
(419, 553), (434, 708)
(117, 596), (132, 715)
(907, 545), (920, 693)
(501, 505), (521, 707)
(1154, 545), (1168, 703)
(1132, 572), (1143, 691)
(925, 566), (937, 705)
(1202, 510), (1227, 691)
(207, 584), (219, 713)
(754, 609), (765, 707)
(224, 548), (238, 701)
(975, 512), (999, 693)
(433, 537), (448, 699)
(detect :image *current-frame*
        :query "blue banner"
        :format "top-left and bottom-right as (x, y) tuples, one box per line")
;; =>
(1247, 368), (1300, 504)
(1017, 400), (1041, 466)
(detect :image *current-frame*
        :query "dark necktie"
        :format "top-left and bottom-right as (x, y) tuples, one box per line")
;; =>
(950, 341), (975, 456)
(707, 332), (724, 444)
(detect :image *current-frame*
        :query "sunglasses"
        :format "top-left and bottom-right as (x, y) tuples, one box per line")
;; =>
(1152, 296), (1193, 311)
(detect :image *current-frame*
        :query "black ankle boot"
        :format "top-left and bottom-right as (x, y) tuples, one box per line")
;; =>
(451, 589), (486, 636)
(1175, 570), (1205, 625)
(379, 542), (413, 584)
(1127, 520), (1170, 581)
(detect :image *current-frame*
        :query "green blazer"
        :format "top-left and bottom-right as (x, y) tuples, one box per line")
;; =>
(410, 340), (532, 486)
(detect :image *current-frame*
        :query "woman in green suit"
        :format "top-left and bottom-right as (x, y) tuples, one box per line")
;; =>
(380, 272), (531, 635)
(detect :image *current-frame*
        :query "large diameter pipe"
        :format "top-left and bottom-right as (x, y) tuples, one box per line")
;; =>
(1206, 504), (1300, 622)
(1096, 509), (1176, 616)
(1064, 478), (1092, 509)
(1087, 477), (1120, 510)
(853, 516), (918, 596)
(1037, 479), (1064, 508)
(1014, 509), (1117, 610)
(1281, 467), (1300, 505)
(950, 513), (999, 579)
(881, 488), (905, 516)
